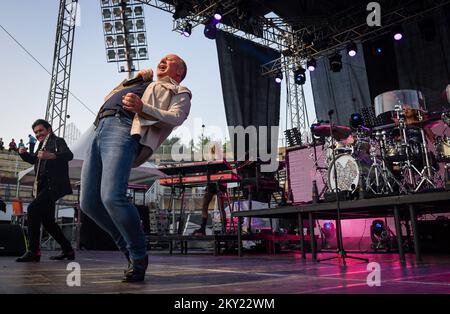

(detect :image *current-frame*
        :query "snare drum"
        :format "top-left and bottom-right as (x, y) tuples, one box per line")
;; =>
(385, 141), (407, 162)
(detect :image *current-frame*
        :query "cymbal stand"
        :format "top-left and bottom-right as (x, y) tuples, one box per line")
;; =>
(414, 110), (436, 192)
(366, 132), (406, 194)
(395, 105), (421, 190)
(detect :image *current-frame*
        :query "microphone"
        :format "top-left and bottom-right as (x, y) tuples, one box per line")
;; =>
(328, 109), (334, 116)
(123, 75), (152, 87)
(123, 76), (144, 87)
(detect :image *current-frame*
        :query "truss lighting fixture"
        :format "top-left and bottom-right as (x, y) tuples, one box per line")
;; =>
(307, 58), (316, 72)
(204, 18), (218, 40)
(183, 22), (192, 37)
(347, 42), (357, 57)
(329, 53), (342, 72)
(393, 25), (403, 41)
(275, 71), (283, 83)
(214, 5), (223, 21)
(294, 66), (306, 85)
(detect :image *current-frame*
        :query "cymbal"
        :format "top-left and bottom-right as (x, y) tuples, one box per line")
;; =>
(311, 124), (352, 140)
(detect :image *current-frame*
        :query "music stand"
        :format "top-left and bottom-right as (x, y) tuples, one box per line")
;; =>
(317, 110), (369, 265)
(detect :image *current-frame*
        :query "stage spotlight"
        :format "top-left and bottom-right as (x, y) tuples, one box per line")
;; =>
(183, 22), (192, 37)
(204, 19), (218, 39)
(329, 53), (342, 72)
(347, 42), (357, 57)
(321, 221), (336, 249)
(307, 58), (316, 72)
(275, 71), (283, 83)
(214, 5), (223, 21)
(372, 220), (384, 236)
(350, 113), (363, 129)
(392, 25), (403, 41)
(370, 219), (394, 251)
(294, 66), (306, 85)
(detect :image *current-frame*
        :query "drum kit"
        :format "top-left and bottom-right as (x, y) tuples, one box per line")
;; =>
(311, 90), (450, 198)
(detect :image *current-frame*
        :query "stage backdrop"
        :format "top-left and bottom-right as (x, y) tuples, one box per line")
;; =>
(216, 30), (281, 160)
(310, 42), (372, 126)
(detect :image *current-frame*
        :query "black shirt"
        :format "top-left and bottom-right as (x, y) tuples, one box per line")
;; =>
(102, 82), (151, 119)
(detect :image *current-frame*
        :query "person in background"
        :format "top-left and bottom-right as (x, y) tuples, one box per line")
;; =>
(16, 119), (74, 263)
(28, 134), (37, 153)
(0, 138), (4, 151)
(8, 139), (17, 152)
(18, 139), (25, 150)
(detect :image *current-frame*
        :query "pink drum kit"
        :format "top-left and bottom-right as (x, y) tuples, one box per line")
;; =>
(311, 89), (450, 196)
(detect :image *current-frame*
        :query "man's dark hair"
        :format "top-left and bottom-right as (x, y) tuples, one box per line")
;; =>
(32, 119), (52, 130)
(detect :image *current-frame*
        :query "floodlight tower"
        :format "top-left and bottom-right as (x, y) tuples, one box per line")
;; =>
(101, 0), (149, 78)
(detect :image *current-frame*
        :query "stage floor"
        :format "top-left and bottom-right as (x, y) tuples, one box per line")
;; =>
(1, 251), (449, 294)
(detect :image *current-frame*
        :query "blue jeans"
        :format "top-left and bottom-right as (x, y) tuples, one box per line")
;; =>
(80, 115), (146, 260)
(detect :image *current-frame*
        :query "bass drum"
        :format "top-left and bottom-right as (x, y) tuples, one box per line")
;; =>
(328, 154), (369, 192)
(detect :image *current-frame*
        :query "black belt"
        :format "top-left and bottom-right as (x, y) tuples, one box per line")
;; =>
(98, 108), (128, 120)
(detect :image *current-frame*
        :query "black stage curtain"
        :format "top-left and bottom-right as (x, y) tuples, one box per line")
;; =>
(216, 30), (281, 160)
(310, 42), (372, 126)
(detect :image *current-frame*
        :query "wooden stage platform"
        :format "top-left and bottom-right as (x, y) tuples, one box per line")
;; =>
(1, 251), (450, 294)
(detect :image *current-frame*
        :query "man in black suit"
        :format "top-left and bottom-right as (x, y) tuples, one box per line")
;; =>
(16, 119), (74, 262)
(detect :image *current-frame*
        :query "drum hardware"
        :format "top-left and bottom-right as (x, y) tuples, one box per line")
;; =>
(366, 133), (406, 195)
(394, 104), (422, 189)
(413, 110), (437, 192)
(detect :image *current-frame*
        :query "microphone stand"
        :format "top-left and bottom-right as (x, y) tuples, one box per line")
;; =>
(317, 111), (369, 265)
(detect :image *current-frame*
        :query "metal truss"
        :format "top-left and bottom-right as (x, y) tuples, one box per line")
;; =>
(45, 0), (78, 138)
(284, 57), (310, 137)
(135, 0), (292, 50)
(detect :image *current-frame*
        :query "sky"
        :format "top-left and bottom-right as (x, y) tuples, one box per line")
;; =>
(0, 0), (316, 148)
